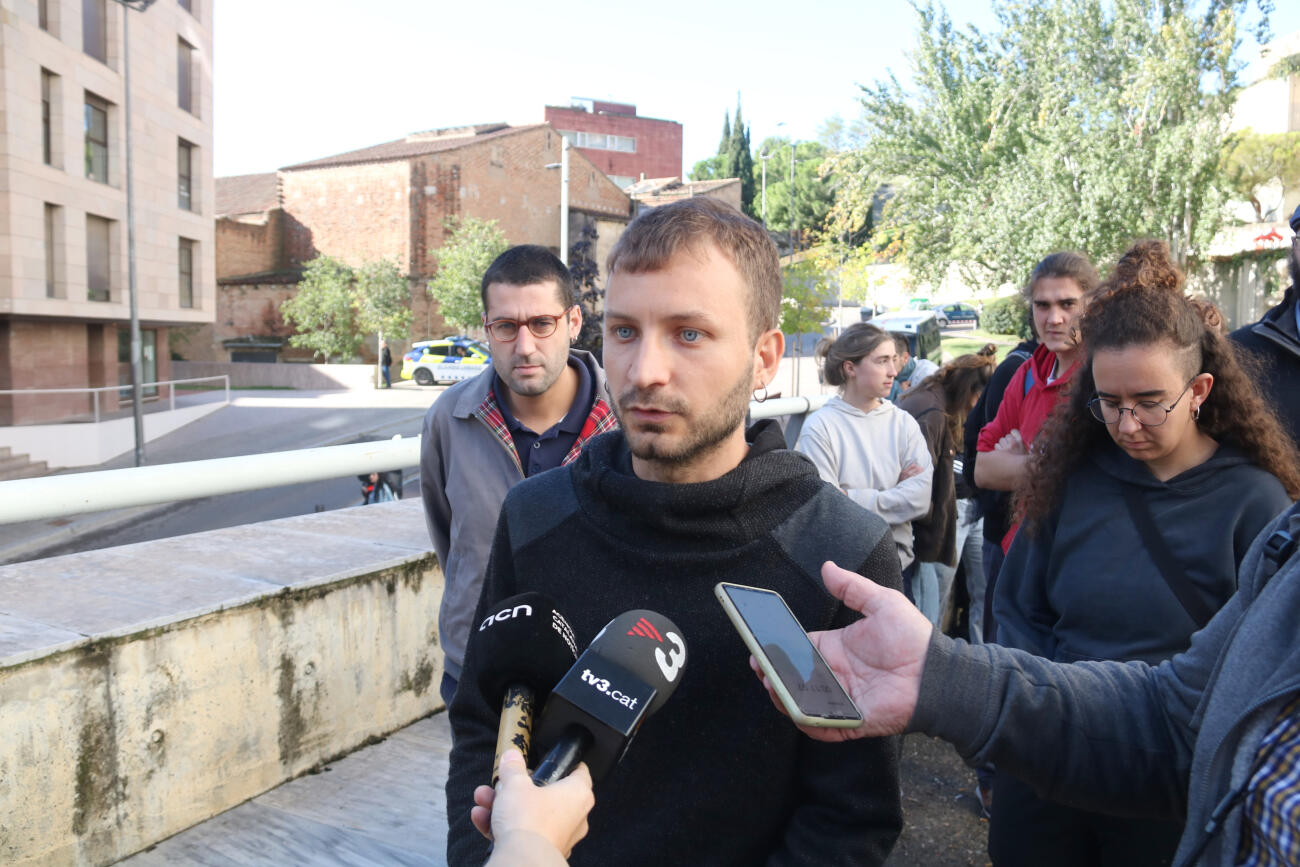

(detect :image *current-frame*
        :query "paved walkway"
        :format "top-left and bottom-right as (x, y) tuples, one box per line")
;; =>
(122, 714), (451, 866)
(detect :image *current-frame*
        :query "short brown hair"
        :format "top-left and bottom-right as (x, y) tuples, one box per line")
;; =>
(606, 198), (782, 340)
(815, 323), (893, 388)
(1021, 251), (1099, 304)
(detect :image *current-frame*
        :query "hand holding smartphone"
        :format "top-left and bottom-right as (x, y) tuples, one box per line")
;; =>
(715, 582), (863, 728)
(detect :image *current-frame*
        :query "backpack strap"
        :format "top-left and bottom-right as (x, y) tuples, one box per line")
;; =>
(1120, 486), (1216, 629)
(1259, 502), (1300, 584)
(1022, 365), (1034, 396)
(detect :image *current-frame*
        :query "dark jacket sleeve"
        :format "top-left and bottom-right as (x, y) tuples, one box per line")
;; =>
(990, 513), (1061, 659)
(908, 561), (1247, 821)
(770, 532), (904, 866)
(445, 518), (520, 867)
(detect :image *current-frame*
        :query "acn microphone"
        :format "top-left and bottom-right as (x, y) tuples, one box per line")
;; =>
(465, 592), (579, 785)
(531, 609), (687, 784)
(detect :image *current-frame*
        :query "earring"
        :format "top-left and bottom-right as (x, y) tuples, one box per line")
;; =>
(1193, 406), (1201, 421)
(753, 384), (769, 403)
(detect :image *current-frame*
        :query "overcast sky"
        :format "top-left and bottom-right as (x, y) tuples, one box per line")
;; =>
(210, 0), (1299, 179)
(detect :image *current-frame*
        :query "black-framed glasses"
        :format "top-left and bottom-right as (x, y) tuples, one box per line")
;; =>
(483, 306), (574, 341)
(1087, 377), (1197, 427)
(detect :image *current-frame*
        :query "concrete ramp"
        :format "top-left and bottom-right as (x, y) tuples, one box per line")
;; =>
(0, 499), (444, 866)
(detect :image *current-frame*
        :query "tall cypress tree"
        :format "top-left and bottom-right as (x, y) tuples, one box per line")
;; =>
(728, 96), (756, 215)
(718, 111), (732, 169)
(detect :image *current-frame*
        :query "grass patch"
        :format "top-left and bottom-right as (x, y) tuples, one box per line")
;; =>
(942, 331), (1023, 363)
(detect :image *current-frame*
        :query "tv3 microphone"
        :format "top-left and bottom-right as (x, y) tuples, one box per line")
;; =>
(531, 609), (687, 784)
(465, 592), (579, 785)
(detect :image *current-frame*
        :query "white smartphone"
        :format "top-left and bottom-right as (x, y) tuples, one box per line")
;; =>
(715, 582), (864, 728)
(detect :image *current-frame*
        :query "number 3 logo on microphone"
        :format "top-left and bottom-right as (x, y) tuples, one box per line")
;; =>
(655, 632), (686, 683)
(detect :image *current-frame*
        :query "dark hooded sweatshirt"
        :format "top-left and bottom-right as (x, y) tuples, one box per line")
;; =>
(1230, 282), (1300, 449)
(446, 421), (904, 867)
(993, 440), (1290, 666)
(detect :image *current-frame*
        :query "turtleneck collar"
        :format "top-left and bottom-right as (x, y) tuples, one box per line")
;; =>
(569, 419), (822, 551)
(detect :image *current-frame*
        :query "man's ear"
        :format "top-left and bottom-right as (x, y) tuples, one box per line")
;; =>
(753, 328), (784, 390)
(567, 303), (583, 341)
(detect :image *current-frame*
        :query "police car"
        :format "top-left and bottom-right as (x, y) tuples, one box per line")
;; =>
(401, 336), (491, 386)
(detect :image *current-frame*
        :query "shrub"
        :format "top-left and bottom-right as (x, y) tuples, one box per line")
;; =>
(982, 296), (1033, 339)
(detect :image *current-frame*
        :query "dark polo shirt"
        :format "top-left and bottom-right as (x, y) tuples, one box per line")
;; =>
(494, 358), (594, 477)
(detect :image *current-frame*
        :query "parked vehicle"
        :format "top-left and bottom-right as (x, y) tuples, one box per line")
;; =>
(906, 297), (932, 311)
(932, 302), (980, 329)
(859, 303), (889, 322)
(869, 311), (942, 361)
(401, 336), (490, 386)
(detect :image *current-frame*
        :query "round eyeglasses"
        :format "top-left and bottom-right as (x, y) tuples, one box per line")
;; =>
(1087, 377), (1196, 427)
(483, 306), (574, 342)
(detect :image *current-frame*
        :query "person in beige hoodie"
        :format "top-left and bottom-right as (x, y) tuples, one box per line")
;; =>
(796, 323), (933, 586)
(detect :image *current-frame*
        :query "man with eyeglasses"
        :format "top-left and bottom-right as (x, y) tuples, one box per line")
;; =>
(420, 245), (617, 707)
(1231, 203), (1300, 448)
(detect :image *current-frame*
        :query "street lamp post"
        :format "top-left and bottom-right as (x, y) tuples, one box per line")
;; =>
(545, 138), (572, 265)
(788, 144), (796, 264)
(111, 0), (155, 467)
(760, 152), (772, 229)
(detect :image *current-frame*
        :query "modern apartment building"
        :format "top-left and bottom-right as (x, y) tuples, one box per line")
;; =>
(0, 0), (214, 424)
(544, 100), (682, 190)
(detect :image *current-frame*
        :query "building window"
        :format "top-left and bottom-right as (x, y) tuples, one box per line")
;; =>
(39, 0), (49, 31)
(84, 93), (109, 183)
(178, 0), (193, 13)
(178, 238), (195, 308)
(41, 70), (55, 166)
(177, 38), (195, 114)
(83, 0), (107, 62)
(87, 214), (112, 302)
(178, 139), (194, 210)
(559, 130), (637, 153)
(44, 204), (61, 298)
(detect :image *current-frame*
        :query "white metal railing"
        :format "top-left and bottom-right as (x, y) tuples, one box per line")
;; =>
(0, 396), (830, 526)
(0, 435), (420, 525)
(0, 375), (231, 424)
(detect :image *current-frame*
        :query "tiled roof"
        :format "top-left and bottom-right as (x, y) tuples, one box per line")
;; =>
(280, 123), (546, 171)
(215, 173), (280, 217)
(626, 177), (740, 198)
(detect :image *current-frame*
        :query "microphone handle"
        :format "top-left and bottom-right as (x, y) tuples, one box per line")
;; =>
(531, 728), (593, 786)
(492, 683), (535, 787)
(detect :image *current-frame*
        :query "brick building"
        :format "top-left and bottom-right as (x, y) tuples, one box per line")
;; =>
(544, 100), (682, 191)
(195, 123), (633, 362)
(0, 0), (214, 424)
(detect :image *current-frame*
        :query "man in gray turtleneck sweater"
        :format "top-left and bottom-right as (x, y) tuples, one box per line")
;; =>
(447, 198), (904, 866)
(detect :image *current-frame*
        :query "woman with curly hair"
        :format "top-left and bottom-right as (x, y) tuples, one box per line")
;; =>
(898, 346), (998, 626)
(988, 240), (1299, 867)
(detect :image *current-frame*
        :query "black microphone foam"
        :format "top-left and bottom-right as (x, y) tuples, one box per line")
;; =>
(532, 609), (688, 782)
(469, 592), (579, 705)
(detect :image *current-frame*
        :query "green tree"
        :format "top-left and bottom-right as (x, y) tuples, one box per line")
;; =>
(567, 223), (604, 357)
(354, 258), (412, 339)
(427, 217), (509, 333)
(1225, 130), (1300, 222)
(729, 97), (756, 215)
(834, 0), (1260, 292)
(281, 256), (361, 362)
(755, 138), (834, 247)
(780, 260), (832, 396)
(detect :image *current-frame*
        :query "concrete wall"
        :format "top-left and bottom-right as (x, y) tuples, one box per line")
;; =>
(173, 360), (380, 390)
(0, 499), (443, 866)
(0, 398), (224, 468)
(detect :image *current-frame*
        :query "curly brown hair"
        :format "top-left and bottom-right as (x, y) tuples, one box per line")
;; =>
(1018, 240), (1300, 528)
(912, 344), (998, 443)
